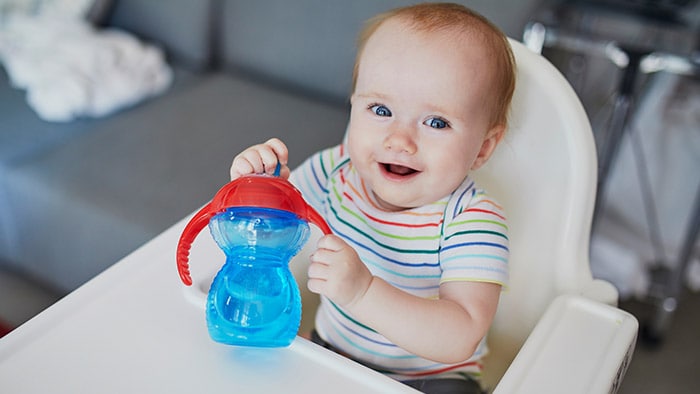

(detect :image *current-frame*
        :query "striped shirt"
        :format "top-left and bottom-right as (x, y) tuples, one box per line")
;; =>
(290, 144), (509, 380)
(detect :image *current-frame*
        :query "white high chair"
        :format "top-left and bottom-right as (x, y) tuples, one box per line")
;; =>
(293, 39), (639, 394)
(475, 39), (639, 393)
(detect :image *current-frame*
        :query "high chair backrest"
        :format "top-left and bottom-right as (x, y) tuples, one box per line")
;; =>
(471, 39), (619, 388)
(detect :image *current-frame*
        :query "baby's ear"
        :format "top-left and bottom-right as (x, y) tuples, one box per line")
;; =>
(471, 125), (505, 171)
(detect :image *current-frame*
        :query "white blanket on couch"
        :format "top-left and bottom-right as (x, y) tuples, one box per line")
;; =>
(0, 14), (172, 122)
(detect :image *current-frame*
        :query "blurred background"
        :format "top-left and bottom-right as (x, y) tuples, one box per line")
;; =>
(524, 2), (700, 392)
(1, 0), (699, 392)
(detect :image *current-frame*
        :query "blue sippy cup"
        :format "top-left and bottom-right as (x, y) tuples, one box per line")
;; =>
(176, 169), (331, 347)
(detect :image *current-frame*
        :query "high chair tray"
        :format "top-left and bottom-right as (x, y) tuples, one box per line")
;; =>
(494, 294), (638, 394)
(0, 215), (416, 393)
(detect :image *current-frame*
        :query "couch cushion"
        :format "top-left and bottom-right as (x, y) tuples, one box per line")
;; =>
(0, 67), (95, 166)
(217, 0), (540, 103)
(0, 66), (202, 167)
(1, 72), (348, 291)
(105, 0), (213, 71)
(218, 0), (395, 103)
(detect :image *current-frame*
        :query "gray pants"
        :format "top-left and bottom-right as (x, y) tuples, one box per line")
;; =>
(402, 377), (483, 394)
(310, 330), (483, 394)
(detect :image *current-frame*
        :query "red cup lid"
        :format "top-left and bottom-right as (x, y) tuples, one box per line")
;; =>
(176, 174), (331, 285)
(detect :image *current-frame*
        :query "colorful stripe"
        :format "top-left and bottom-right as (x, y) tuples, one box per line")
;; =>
(291, 144), (509, 380)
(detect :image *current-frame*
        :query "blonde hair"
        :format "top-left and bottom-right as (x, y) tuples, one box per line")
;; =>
(352, 3), (516, 129)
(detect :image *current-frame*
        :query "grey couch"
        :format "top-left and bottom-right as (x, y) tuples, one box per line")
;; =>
(0, 0), (537, 293)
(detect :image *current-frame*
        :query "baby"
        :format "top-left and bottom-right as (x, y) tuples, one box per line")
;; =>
(230, 3), (515, 393)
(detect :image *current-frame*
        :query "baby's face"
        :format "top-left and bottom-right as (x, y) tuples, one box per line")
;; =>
(347, 18), (503, 211)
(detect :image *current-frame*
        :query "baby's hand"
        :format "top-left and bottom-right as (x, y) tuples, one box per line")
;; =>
(229, 138), (290, 180)
(308, 234), (373, 308)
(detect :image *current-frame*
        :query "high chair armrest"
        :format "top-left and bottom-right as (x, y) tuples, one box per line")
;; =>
(493, 294), (638, 394)
(581, 278), (620, 307)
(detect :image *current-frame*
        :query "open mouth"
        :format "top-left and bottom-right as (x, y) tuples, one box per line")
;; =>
(381, 163), (419, 177)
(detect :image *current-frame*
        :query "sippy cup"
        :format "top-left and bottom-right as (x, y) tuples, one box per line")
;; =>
(176, 165), (331, 347)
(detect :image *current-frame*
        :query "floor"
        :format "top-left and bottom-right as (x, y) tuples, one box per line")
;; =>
(0, 263), (698, 392)
(618, 289), (700, 393)
(0, 268), (64, 329)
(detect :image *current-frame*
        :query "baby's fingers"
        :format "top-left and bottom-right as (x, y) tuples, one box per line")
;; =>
(264, 138), (289, 168)
(260, 138), (291, 177)
(307, 259), (328, 280)
(307, 258), (327, 295)
(316, 234), (346, 252)
(229, 138), (290, 180)
(230, 150), (263, 179)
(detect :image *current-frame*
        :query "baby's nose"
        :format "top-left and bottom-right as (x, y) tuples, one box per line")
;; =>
(383, 128), (417, 154)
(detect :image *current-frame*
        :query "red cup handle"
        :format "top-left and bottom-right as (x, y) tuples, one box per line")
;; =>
(305, 204), (332, 235)
(176, 203), (214, 286)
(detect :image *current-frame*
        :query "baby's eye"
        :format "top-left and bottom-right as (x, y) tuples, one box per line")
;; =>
(369, 104), (392, 117)
(425, 117), (449, 129)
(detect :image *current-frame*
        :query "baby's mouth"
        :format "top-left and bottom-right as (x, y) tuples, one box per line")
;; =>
(382, 163), (418, 176)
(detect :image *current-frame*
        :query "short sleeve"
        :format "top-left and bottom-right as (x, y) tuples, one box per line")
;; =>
(439, 190), (509, 287)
